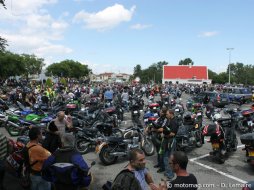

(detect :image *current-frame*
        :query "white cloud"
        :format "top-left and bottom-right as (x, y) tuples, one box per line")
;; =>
(0, 0), (72, 65)
(73, 4), (136, 31)
(35, 44), (73, 56)
(1, 32), (73, 57)
(198, 31), (219, 37)
(51, 21), (69, 30)
(130, 23), (152, 30)
(3, 0), (57, 16)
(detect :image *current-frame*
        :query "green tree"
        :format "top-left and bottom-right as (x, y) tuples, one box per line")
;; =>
(179, 58), (194, 65)
(216, 72), (228, 84)
(133, 61), (168, 83)
(208, 69), (218, 84)
(46, 60), (90, 79)
(0, 37), (7, 52)
(21, 54), (45, 80)
(0, 51), (25, 79)
(133, 64), (142, 78)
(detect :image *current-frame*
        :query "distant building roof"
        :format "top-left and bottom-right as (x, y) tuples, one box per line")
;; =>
(163, 65), (208, 80)
(99, 72), (114, 76)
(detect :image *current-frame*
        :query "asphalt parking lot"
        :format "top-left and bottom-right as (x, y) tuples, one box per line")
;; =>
(0, 93), (253, 190)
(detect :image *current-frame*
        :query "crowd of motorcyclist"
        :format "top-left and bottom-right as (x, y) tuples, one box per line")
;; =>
(0, 79), (254, 190)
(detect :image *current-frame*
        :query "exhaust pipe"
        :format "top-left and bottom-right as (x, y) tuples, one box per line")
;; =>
(109, 152), (127, 156)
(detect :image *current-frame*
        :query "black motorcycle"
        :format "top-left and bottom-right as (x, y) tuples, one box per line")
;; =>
(176, 115), (203, 151)
(130, 100), (142, 127)
(97, 126), (154, 165)
(73, 122), (123, 154)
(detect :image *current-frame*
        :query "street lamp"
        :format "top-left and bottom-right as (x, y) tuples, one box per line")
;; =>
(226, 48), (234, 85)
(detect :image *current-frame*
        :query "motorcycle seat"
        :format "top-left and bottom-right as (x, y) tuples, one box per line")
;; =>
(86, 127), (98, 133)
(107, 136), (124, 142)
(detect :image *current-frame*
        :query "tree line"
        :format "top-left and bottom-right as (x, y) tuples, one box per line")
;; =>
(132, 58), (254, 85)
(0, 51), (91, 81)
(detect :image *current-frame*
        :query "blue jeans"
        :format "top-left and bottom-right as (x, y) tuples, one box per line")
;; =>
(163, 139), (176, 179)
(123, 100), (129, 112)
(30, 175), (51, 190)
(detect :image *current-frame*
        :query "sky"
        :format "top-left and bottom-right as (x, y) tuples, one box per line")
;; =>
(0, 0), (254, 75)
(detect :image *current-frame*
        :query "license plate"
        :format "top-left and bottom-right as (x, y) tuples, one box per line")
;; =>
(175, 109), (179, 112)
(144, 119), (148, 122)
(133, 111), (138, 114)
(249, 150), (254, 157)
(165, 102), (168, 104)
(154, 113), (158, 116)
(212, 143), (220, 149)
(153, 107), (157, 110)
(206, 111), (210, 113)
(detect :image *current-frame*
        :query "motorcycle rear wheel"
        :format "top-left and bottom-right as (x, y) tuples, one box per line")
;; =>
(75, 138), (90, 154)
(99, 146), (118, 165)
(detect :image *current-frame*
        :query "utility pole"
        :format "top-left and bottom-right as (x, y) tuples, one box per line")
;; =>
(226, 48), (234, 85)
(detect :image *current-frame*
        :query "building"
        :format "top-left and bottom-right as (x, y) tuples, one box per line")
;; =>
(162, 65), (211, 84)
(90, 72), (131, 83)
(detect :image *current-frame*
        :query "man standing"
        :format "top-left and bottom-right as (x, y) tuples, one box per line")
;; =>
(111, 148), (156, 190)
(121, 89), (129, 112)
(54, 111), (72, 135)
(150, 151), (198, 190)
(27, 127), (51, 190)
(160, 109), (178, 180)
(104, 87), (114, 102)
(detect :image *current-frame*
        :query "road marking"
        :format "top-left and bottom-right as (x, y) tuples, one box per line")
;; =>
(190, 145), (245, 162)
(189, 154), (210, 162)
(189, 144), (247, 184)
(190, 160), (247, 184)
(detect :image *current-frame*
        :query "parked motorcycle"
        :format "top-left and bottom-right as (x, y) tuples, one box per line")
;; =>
(240, 133), (254, 166)
(202, 117), (238, 164)
(239, 109), (254, 133)
(96, 126), (154, 165)
(176, 114), (203, 151)
(73, 122), (123, 154)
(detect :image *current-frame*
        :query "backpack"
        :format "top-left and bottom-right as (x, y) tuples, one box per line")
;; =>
(6, 143), (38, 188)
(111, 169), (142, 190)
(42, 149), (89, 186)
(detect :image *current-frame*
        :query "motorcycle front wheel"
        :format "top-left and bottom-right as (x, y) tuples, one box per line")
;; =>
(141, 138), (155, 156)
(7, 125), (20, 136)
